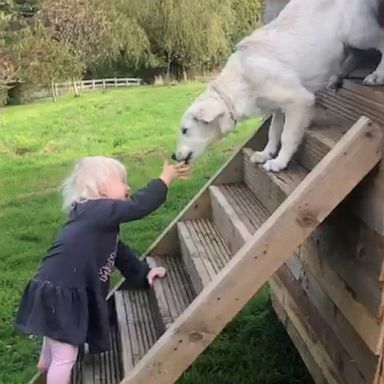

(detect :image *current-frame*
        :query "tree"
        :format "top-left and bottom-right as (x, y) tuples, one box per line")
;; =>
(11, 22), (84, 86)
(39, 0), (150, 77)
(230, 0), (263, 46)
(124, 0), (234, 79)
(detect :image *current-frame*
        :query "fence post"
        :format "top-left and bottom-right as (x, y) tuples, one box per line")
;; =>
(125, 78), (128, 86)
(81, 81), (84, 92)
(103, 79), (106, 89)
(114, 78), (117, 88)
(92, 79), (96, 90)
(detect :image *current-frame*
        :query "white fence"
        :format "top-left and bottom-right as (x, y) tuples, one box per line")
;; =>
(51, 78), (142, 100)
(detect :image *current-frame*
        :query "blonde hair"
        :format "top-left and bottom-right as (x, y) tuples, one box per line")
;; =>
(61, 156), (127, 212)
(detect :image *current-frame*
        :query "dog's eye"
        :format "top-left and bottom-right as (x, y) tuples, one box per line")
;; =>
(181, 127), (188, 135)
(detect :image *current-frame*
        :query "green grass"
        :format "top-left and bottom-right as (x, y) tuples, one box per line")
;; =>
(0, 84), (312, 383)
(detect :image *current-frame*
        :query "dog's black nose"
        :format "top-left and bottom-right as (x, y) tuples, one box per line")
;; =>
(171, 153), (177, 161)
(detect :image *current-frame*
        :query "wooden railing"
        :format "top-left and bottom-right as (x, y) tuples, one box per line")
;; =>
(51, 77), (142, 101)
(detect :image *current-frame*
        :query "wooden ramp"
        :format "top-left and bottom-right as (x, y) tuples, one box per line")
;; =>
(30, 93), (383, 384)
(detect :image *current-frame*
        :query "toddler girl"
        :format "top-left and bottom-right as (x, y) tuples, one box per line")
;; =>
(15, 156), (191, 384)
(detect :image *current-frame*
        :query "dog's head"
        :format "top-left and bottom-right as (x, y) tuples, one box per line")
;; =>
(173, 93), (236, 163)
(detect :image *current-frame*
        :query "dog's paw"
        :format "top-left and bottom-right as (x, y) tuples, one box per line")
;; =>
(263, 158), (287, 172)
(363, 71), (384, 86)
(250, 150), (273, 164)
(327, 75), (343, 90)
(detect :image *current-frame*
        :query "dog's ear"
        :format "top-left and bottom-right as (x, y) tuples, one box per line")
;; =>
(191, 99), (225, 124)
(219, 114), (236, 136)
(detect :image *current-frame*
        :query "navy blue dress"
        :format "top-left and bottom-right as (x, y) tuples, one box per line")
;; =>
(15, 179), (167, 353)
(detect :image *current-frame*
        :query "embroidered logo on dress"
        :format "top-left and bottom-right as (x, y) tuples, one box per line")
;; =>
(98, 236), (118, 282)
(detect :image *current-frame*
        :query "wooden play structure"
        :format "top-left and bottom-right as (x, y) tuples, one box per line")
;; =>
(30, 78), (384, 384)
(30, 3), (384, 384)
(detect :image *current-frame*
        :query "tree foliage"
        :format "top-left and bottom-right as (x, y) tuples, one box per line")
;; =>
(1, 0), (264, 104)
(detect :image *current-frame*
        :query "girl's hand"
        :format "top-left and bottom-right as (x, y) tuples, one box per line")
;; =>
(160, 159), (192, 186)
(147, 266), (167, 287)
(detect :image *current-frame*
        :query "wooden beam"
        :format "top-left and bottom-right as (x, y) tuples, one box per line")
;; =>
(307, 207), (383, 317)
(299, 234), (381, 354)
(270, 277), (344, 384)
(276, 263), (369, 384)
(284, 254), (377, 382)
(120, 117), (382, 384)
(271, 291), (330, 384)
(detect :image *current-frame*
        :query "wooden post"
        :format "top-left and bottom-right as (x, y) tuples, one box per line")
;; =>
(126, 78), (129, 86)
(81, 81), (84, 92)
(92, 79), (95, 90)
(51, 80), (56, 102)
(103, 79), (106, 89)
(114, 77), (117, 88)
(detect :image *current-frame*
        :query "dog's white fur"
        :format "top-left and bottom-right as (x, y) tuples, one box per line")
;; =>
(175, 0), (384, 171)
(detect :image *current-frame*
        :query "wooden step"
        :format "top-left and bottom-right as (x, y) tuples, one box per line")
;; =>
(115, 289), (162, 376)
(295, 119), (348, 171)
(243, 147), (307, 214)
(71, 324), (122, 384)
(146, 254), (195, 330)
(209, 184), (268, 251)
(177, 219), (232, 293)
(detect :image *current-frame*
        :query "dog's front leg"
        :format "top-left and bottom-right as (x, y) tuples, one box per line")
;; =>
(263, 102), (313, 172)
(251, 110), (285, 164)
(328, 48), (362, 90)
(364, 39), (384, 85)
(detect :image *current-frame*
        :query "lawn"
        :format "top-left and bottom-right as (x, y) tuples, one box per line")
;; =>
(0, 83), (312, 383)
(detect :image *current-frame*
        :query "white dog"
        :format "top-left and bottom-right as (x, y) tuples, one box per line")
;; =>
(173, 0), (384, 172)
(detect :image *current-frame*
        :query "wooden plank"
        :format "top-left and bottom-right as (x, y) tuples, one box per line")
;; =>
(147, 254), (195, 332)
(178, 222), (210, 293)
(243, 148), (306, 213)
(270, 277), (343, 384)
(295, 122), (347, 171)
(275, 263), (368, 384)
(222, 184), (269, 231)
(308, 207), (383, 316)
(342, 80), (384, 110)
(115, 291), (134, 375)
(147, 256), (174, 331)
(271, 292), (330, 384)
(209, 185), (251, 253)
(199, 219), (231, 268)
(300, 234), (381, 354)
(186, 221), (218, 278)
(283, 254), (377, 382)
(120, 117), (382, 384)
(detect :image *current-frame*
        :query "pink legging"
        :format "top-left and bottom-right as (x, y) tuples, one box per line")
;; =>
(37, 337), (79, 384)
